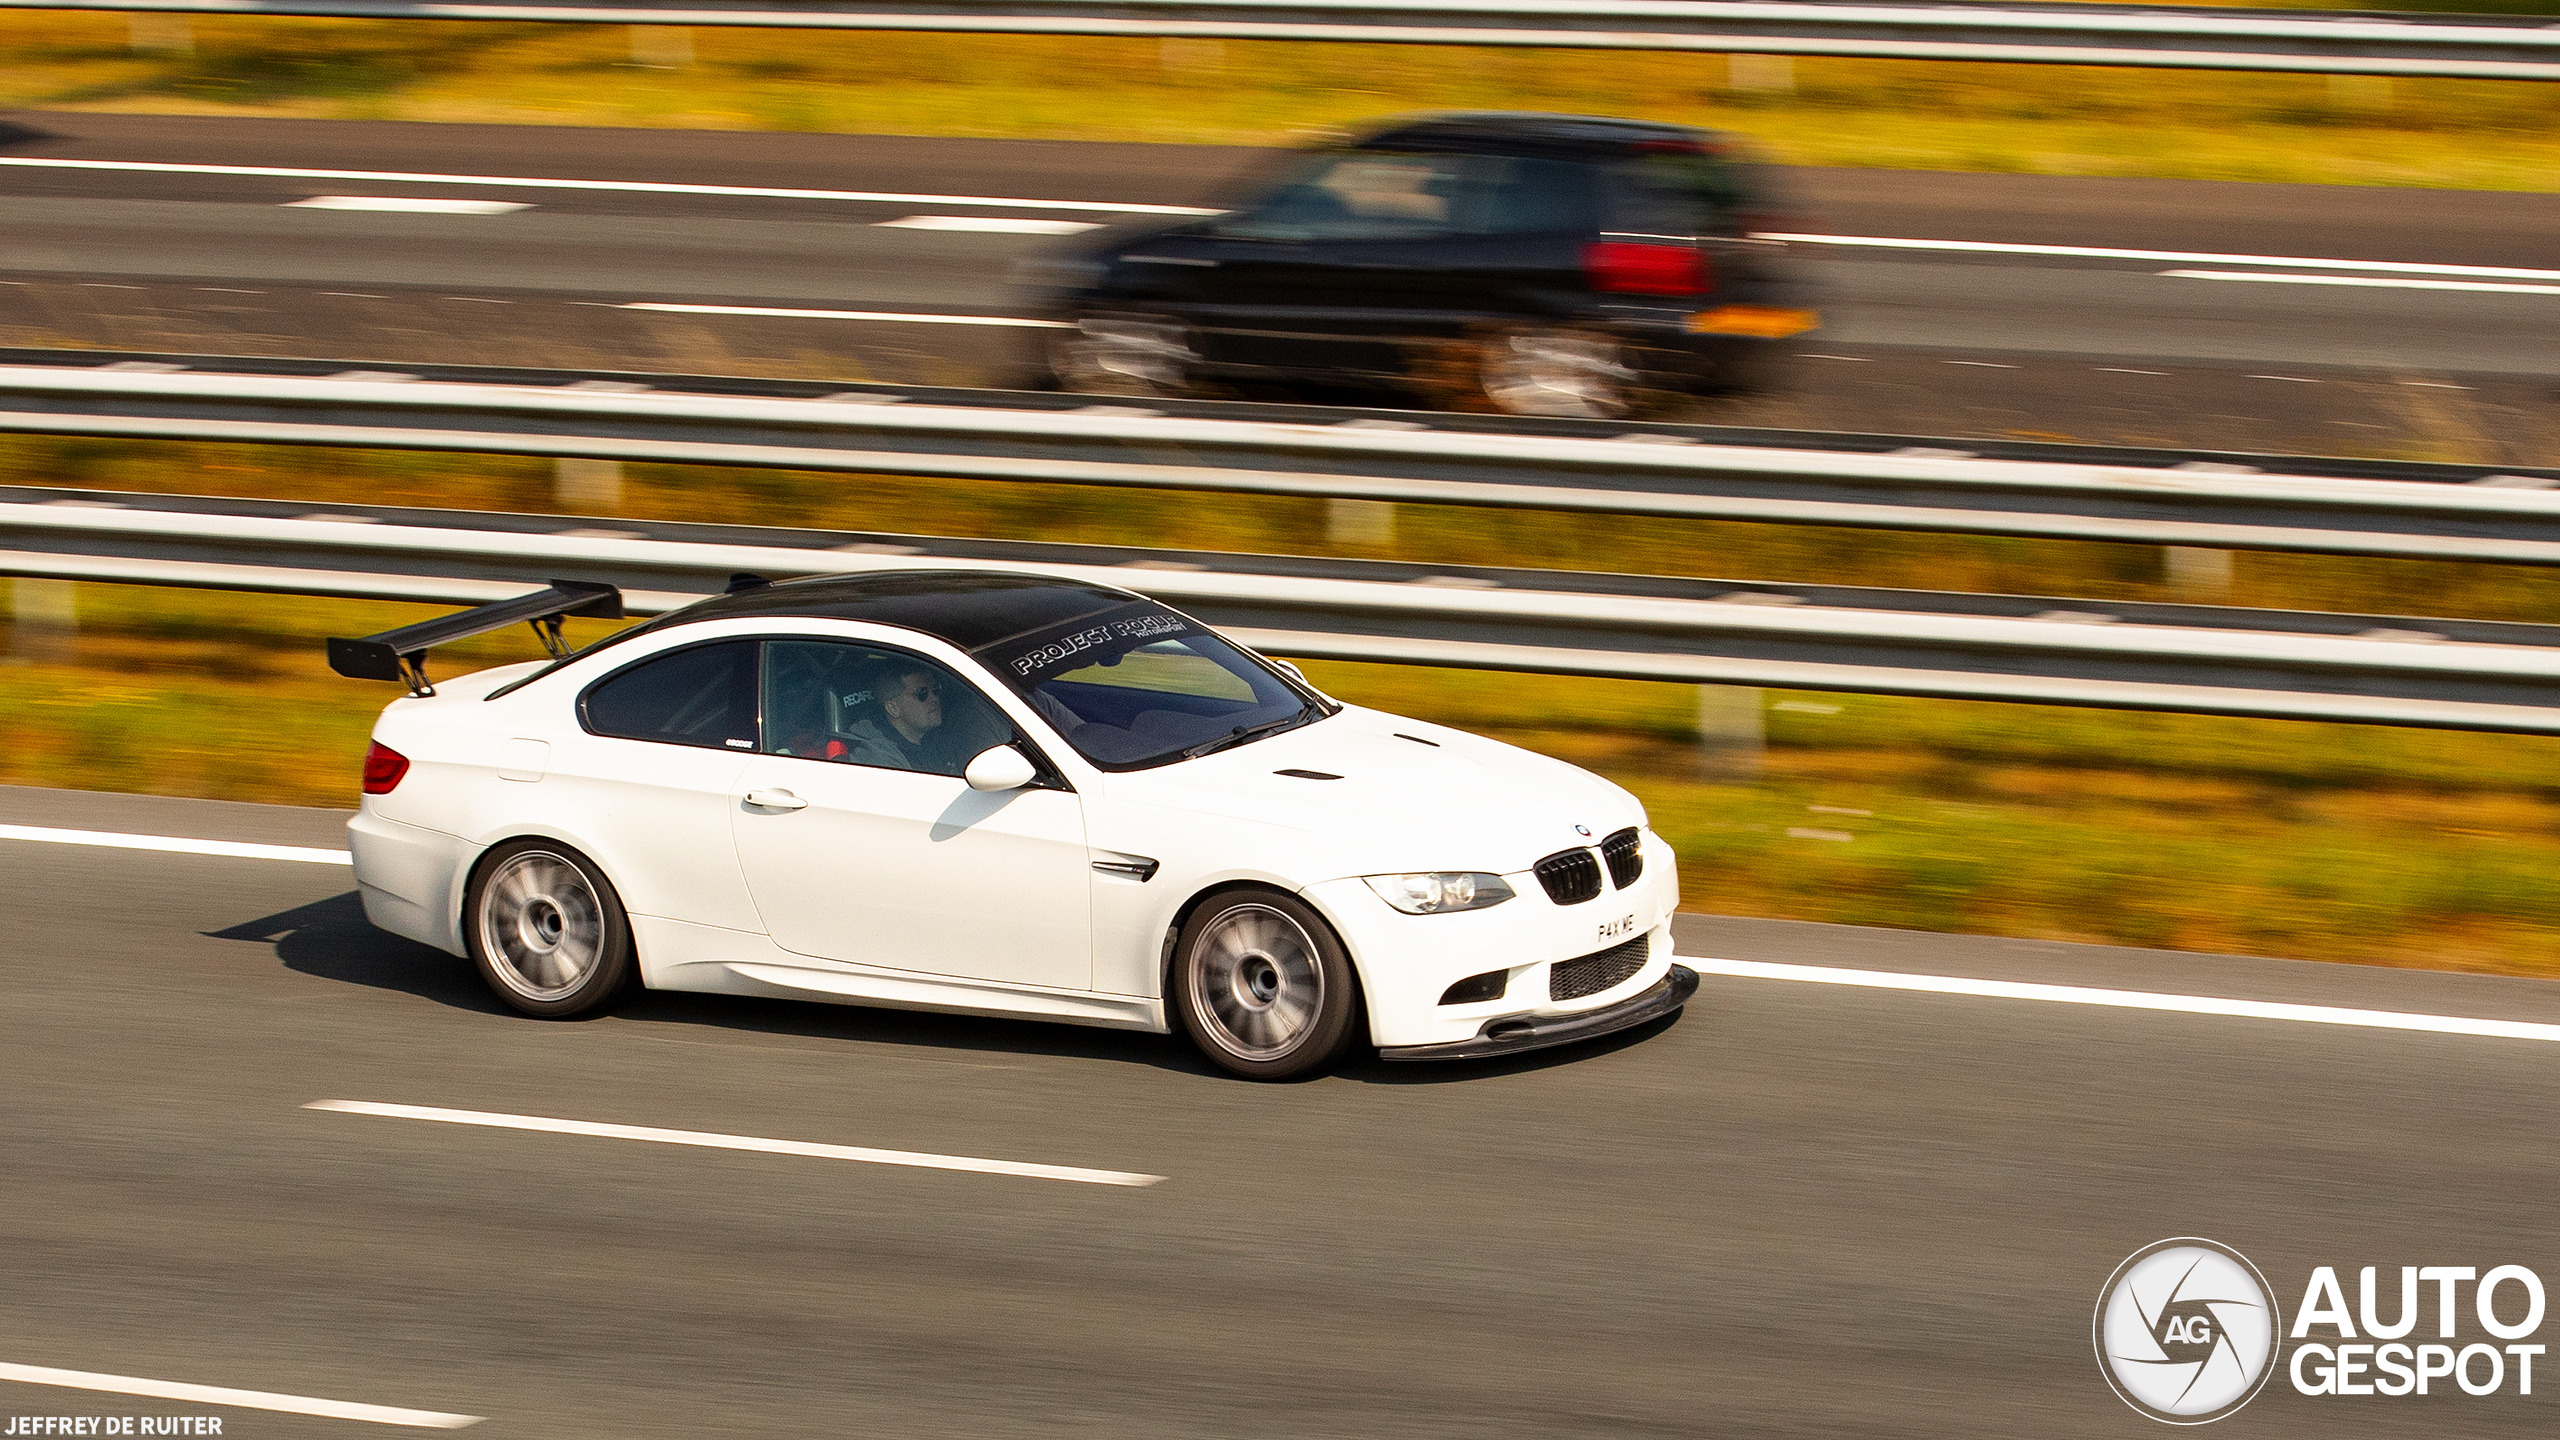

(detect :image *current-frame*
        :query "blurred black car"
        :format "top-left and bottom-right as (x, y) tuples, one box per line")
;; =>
(1018, 112), (1817, 418)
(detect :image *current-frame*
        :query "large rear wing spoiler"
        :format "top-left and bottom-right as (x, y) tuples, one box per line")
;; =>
(327, 580), (624, 697)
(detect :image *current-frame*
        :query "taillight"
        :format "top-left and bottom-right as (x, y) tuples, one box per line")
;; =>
(1585, 241), (1709, 296)
(362, 741), (410, 795)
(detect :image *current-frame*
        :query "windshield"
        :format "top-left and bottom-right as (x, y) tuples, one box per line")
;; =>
(977, 601), (1323, 770)
(1211, 149), (1597, 243)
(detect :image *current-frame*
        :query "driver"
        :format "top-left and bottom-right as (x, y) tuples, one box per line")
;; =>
(831, 662), (947, 771)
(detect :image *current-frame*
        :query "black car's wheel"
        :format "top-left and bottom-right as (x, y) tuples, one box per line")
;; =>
(465, 840), (636, 1018)
(1048, 315), (1196, 398)
(1173, 891), (1363, 1081)
(1478, 327), (1639, 419)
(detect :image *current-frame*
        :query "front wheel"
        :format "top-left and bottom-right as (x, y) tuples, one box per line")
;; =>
(1173, 891), (1363, 1080)
(465, 840), (636, 1018)
(1047, 315), (1196, 398)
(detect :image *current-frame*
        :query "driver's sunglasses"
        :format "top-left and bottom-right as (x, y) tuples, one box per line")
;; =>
(903, 682), (942, 700)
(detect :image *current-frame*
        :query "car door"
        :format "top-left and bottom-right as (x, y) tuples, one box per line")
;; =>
(1184, 150), (1595, 370)
(728, 638), (1093, 991)
(549, 636), (764, 933)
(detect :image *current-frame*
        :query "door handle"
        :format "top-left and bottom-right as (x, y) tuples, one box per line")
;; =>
(744, 788), (808, 811)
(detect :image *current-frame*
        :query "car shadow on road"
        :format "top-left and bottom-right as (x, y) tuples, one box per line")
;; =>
(211, 889), (1223, 1075)
(208, 889), (513, 1015)
(213, 891), (1678, 1082)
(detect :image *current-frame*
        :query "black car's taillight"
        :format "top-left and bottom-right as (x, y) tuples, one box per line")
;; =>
(1584, 241), (1710, 297)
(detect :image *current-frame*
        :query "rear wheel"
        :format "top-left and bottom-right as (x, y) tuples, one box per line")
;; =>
(465, 840), (635, 1018)
(1173, 891), (1363, 1080)
(1478, 327), (1638, 419)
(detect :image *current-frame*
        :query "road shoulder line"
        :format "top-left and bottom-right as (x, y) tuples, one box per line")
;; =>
(1692, 956), (2560, 1042)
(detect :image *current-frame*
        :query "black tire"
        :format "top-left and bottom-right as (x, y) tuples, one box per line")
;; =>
(1172, 890), (1364, 1081)
(1476, 326), (1639, 419)
(463, 839), (636, 1019)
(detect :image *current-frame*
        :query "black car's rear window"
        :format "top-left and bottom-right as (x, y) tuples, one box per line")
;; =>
(1213, 150), (1599, 242)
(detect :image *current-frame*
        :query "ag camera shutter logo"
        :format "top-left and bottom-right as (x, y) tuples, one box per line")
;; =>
(2095, 1238), (2282, 1424)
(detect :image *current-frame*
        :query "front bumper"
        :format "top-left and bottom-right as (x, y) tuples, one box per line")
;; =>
(1377, 964), (1698, 1062)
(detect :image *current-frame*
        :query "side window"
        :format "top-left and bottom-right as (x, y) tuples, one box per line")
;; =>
(582, 640), (759, 751)
(1604, 152), (1749, 238)
(1215, 152), (1593, 242)
(761, 640), (1014, 778)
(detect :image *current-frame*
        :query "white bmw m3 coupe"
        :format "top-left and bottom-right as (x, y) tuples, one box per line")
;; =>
(334, 569), (1696, 1079)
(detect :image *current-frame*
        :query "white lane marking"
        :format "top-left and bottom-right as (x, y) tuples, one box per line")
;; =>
(0, 823), (350, 865)
(877, 214), (1100, 235)
(0, 156), (1219, 215)
(306, 1100), (1166, 1187)
(2162, 268), (2560, 296)
(2097, 367), (2168, 375)
(288, 196), (530, 215)
(0, 1361), (480, 1429)
(1765, 232), (2560, 283)
(619, 302), (1069, 327)
(2248, 374), (2321, 382)
(1691, 957), (2560, 1044)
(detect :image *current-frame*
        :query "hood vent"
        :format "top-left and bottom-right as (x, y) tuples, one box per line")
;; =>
(1274, 768), (1342, 780)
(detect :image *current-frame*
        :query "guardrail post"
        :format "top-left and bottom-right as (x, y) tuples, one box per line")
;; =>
(1697, 685), (1765, 781)
(7, 578), (76, 664)
(1160, 37), (1225, 73)
(555, 458), (625, 512)
(2166, 546), (2235, 598)
(1728, 54), (1796, 95)
(1326, 498), (1396, 549)
(630, 25), (695, 68)
(128, 14), (192, 54)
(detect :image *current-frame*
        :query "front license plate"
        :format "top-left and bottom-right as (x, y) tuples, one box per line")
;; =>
(1686, 305), (1820, 338)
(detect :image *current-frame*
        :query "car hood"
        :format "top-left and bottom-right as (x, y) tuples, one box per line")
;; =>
(1099, 706), (1641, 876)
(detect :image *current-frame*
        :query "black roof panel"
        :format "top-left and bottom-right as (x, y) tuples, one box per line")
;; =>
(1352, 111), (1715, 159)
(646, 569), (1139, 650)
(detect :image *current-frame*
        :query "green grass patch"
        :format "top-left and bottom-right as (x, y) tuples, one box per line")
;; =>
(5, 13), (2559, 190)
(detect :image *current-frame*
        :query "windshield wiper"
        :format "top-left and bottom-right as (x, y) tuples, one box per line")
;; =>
(1180, 707), (1318, 761)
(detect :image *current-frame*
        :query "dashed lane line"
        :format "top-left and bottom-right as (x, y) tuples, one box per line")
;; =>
(287, 196), (530, 215)
(1690, 958), (2560, 1044)
(0, 823), (350, 865)
(0, 156), (1220, 215)
(1768, 233), (2560, 283)
(876, 214), (1100, 234)
(0, 1362), (480, 1428)
(305, 1100), (1167, 1187)
(619, 301), (1068, 326)
(2161, 268), (2560, 296)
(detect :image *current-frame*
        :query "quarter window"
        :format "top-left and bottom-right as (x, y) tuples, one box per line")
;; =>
(581, 640), (759, 750)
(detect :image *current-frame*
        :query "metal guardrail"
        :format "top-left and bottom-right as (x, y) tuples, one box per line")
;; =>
(5, 354), (2560, 567)
(10, 0), (2560, 79)
(11, 483), (2560, 733)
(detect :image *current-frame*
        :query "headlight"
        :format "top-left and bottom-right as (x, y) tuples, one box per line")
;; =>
(1363, 872), (1515, 915)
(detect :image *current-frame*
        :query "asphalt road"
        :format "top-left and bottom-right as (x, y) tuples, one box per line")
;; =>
(0, 111), (2553, 460)
(3, 780), (2556, 1438)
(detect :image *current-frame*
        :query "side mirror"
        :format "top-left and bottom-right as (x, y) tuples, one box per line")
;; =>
(964, 744), (1039, 792)
(1272, 658), (1309, 684)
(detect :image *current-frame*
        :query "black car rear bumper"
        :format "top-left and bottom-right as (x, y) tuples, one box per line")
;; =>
(1378, 964), (1699, 1062)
